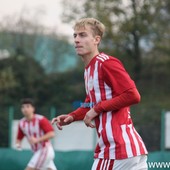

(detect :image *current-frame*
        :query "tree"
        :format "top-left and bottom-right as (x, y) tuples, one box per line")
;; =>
(0, 55), (45, 106)
(61, 0), (170, 81)
(60, 0), (170, 151)
(0, 8), (78, 74)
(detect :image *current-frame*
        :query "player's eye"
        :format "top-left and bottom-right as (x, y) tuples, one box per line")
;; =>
(80, 33), (87, 37)
(73, 34), (77, 38)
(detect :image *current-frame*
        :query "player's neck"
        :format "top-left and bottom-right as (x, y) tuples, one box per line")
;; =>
(26, 113), (34, 121)
(81, 49), (99, 67)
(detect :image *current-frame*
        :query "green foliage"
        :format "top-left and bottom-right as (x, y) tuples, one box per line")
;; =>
(0, 0), (170, 151)
(0, 55), (45, 106)
(61, 0), (170, 80)
(0, 67), (18, 90)
(0, 110), (8, 147)
(0, 55), (85, 147)
(0, 31), (77, 73)
(61, 0), (170, 151)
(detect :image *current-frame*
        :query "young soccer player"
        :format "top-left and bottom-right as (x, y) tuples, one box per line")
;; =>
(16, 98), (57, 170)
(52, 18), (148, 170)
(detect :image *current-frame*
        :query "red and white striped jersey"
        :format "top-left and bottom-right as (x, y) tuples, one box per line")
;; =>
(17, 114), (54, 152)
(84, 52), (148, 160)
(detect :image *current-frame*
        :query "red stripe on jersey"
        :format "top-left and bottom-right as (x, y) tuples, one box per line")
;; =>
(89, 62), (104, 158)
(132, 127), (147, 155)
(98, 62), (106, 100)
(108, 160), (114, 170)
(32, 117), (36, 126)
(96, 56), (105, 62)
(104, 159), (109, 169)
(111, 117), (128, 159)
(101, 159), (105, 169)
(94, 143), (101, 159)
(84, 53), (147, 159)
(101, 114), (110, 158)
(126, 125), (137, 156)
(105, 159), (109, 169)
(18, 114), (52, 152)
(96, 159), (103, 170)
(34, 133), (38, 151)
(97, 62), (111, 159)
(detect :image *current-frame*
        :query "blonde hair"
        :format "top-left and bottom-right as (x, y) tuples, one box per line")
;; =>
(73, 18), (105, 38)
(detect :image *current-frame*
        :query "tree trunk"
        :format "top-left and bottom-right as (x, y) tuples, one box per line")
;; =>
(132, 0), (142, 82)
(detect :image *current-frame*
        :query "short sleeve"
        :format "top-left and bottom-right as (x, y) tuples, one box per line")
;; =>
(17, 124), (25, 140)
(39, 117), (54, 133)
(102, 58), (136, 95)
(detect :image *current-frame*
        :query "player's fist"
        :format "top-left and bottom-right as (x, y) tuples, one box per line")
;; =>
(51, 115), (74, 130)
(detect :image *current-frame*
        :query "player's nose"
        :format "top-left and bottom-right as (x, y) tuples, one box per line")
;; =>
(74, 35), (80, 44)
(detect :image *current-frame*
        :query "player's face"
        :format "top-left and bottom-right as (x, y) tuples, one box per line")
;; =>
(73, 25), (100, 56)
(21, 104), (35, 117)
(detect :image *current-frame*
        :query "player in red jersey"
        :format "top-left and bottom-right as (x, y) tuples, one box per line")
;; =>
(52, 18), (148, 170)
(16, 98), (57, 170)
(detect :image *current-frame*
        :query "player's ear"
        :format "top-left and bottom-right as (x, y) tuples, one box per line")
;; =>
(94, 36), (101, 45)
(33, 106), (36, 113)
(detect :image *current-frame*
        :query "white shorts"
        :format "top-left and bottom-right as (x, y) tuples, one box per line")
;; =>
(28, 144), (57, 170)
(91, 155), (148, 170)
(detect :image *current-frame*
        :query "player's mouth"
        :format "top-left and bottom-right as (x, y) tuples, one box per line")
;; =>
(75, 46), (83, 49)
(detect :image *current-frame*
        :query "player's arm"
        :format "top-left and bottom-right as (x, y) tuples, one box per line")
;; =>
(16, 124), (25, 149)
(29, 118), (55, 145)
(84, 88), (140, 127)
(69, 95), (91, 120)
(94, 58), (140, 113)
(94, 88), (140, 114)
(84, 58), (140, 127)
(29, 132), (55, 144)
(52, 95), (91, 130)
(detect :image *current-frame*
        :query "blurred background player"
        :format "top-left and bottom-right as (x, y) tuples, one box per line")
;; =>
(52, 18), (148, 170)
(16, 98), (57, 170)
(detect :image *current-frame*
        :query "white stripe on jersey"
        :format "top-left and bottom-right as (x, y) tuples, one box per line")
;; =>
(85, 53), (147, 159)
(19, 114), (48, 152)
(93, 61), (105, 158)
(91, 159), (100, 170)
(97, 53), (109, 61)
(93, 61), (101, 103)
(106, 112), (115, 159)
(84, 70), (88, 95)
(107, 160), (112, 170)
(133, 128), (148, 154)
(121, 124), (133, 157)
(87, 66), (93, 102)
(129, 124), (141, 155)
(102, 159), (108, 170)
(100, 159), (105, 170)
(99, 54), (107, 60)
(99, 54), (109, 60)
(96, 56), (105, 62)
(98, 114), (105, 158)
(104, 82), (116, 159)
(101, 53), (109, 59)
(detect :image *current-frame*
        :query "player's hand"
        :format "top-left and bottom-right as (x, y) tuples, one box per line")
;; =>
(15, 142), (22, 151)
(84, 108), (98, 128)
(51, 115), (74, 130)
(29, 136), (39, 145)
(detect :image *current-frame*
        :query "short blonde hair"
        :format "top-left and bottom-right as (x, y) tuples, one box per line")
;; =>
(73, 18), (105, 38)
